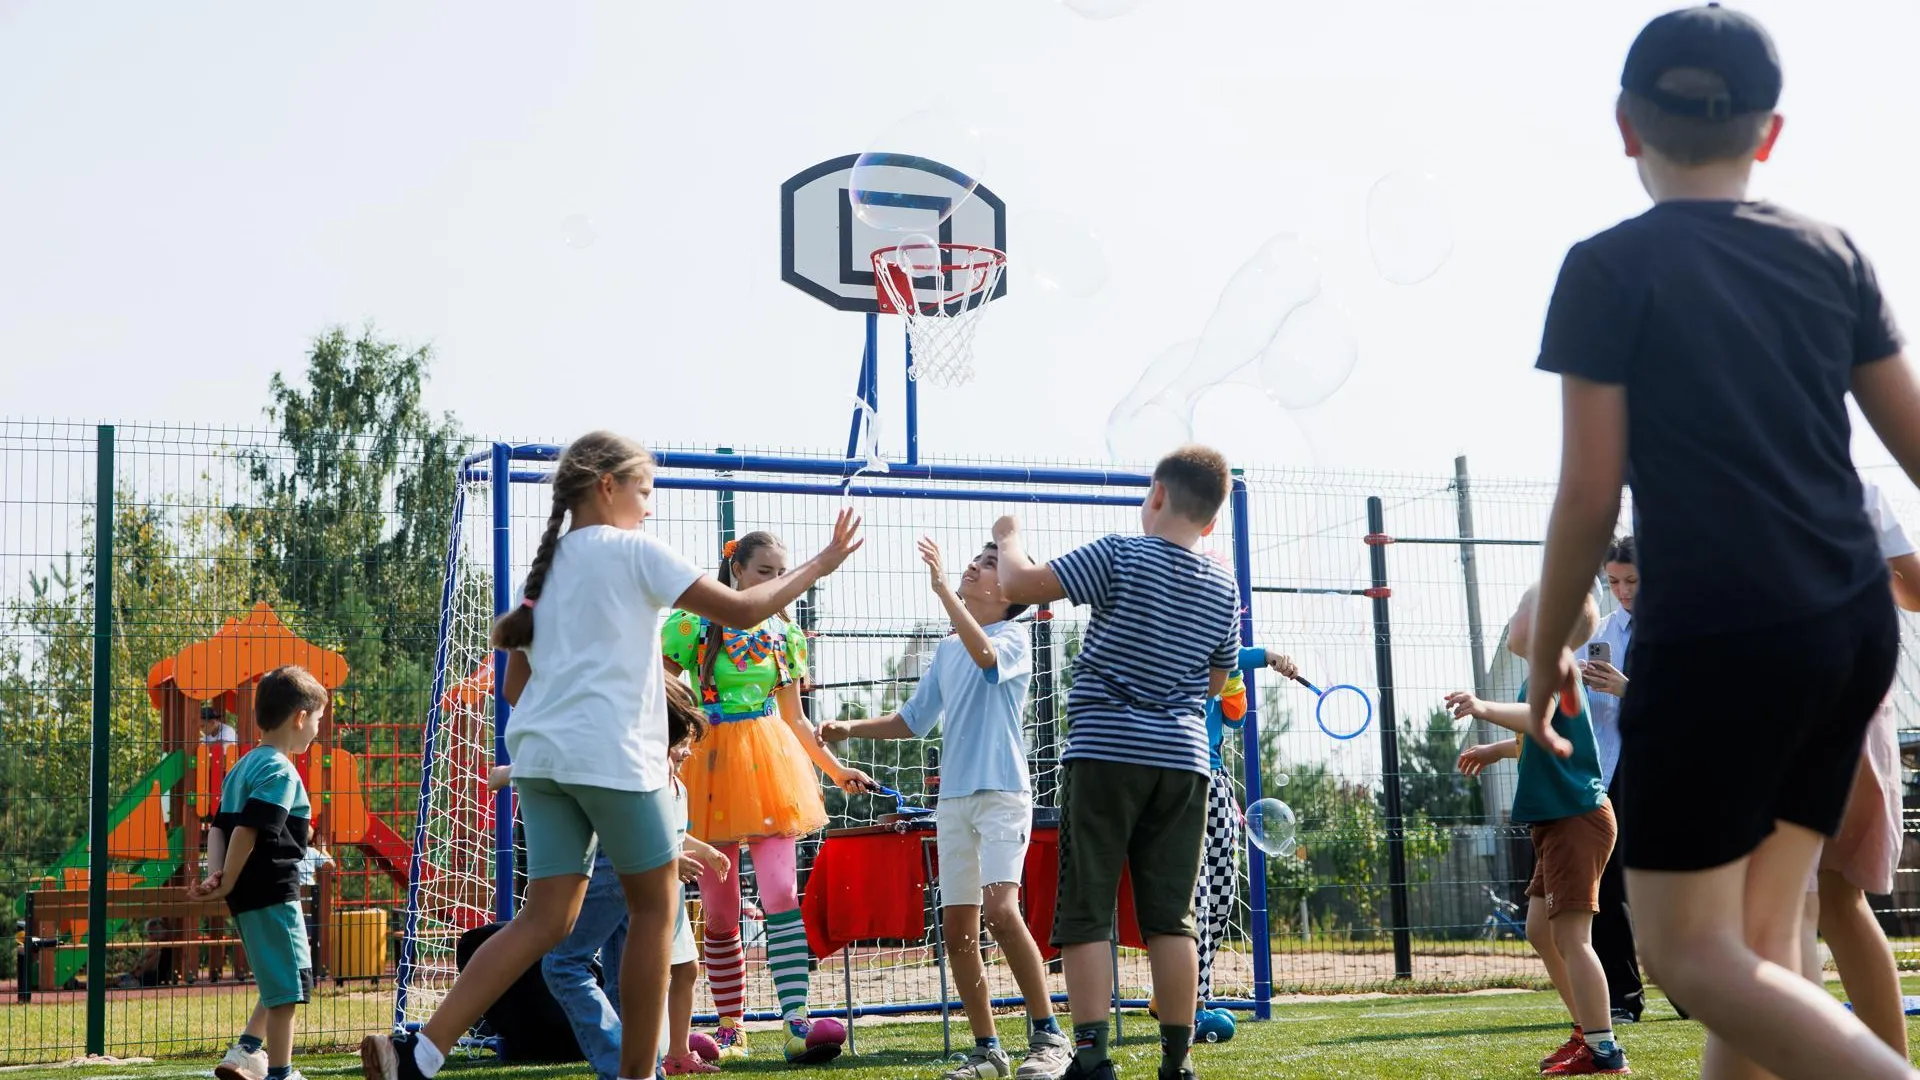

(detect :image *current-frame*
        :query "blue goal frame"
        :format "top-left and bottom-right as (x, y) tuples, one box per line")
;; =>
(396, 442), (1279, 1028)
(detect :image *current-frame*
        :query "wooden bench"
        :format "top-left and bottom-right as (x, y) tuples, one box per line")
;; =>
(18, 887), (236, 1001)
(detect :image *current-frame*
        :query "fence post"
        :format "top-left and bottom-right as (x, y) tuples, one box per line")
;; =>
(86, 424), (114, 1055)
(1230, 476), (1273, 1017)
(488, 442), (516, 921)
(1031, 607), (1058, 810)
(1365, 496), (1414, 980)
(1452, 456), (1511, 889)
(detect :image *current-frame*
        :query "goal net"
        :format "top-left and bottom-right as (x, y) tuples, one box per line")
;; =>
(396, 445), (1277, 1033)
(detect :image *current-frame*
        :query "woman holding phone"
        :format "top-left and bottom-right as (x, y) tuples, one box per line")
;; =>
(1581, 537), (1642, 1023)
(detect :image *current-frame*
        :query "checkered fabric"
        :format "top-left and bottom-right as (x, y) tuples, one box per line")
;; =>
(1194, 767), (1239, 1000)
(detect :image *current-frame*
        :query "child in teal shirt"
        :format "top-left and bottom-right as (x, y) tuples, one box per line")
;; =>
(1452, 588), (1624, 1076)
(193, 665), (331, 1080)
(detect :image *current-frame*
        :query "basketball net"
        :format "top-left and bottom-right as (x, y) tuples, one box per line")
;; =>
(872, 243), (1006, 388)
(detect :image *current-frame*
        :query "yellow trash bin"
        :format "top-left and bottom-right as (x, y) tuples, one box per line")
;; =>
(326, 909), (389, 979)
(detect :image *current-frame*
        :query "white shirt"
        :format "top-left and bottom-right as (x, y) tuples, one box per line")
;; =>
(1584, 607), (1633, 790)
(1864, 481), (1916, 559)
(504, 526), (704, 792)
(297, 846), (333, 887)
(899, 620), (1033, 797)
(200, 723), (238, 746)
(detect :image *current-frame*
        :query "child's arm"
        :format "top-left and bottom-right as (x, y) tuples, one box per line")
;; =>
(198, 826), (228, 893)
(920, 538), (997, 669)
(990, 515), (1068, 606)
(1529, 374), (1626, 757)
(775, 682), (875, 794)
(1890, 551), (1920, 612)
(1445, 691), (1534, 735)
(1457, 737), (1522, 778)
(817, 714), (914, 744)
(190, 827), (256, 901)
(683, 834), (731, 881)
(488, 765), (513, 792)
(675, 508), (864, 628)
(504, 651), (530, 706)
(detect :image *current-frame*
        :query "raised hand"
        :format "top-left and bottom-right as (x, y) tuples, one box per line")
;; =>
(991, 515), (1021, 546)
(1266, 653), (1299, 680)
(918, 537), (949, 593)
(1444, 691), (1486, 721)
(1456, 744), (1503, 778)
(815, 507), (865, 574)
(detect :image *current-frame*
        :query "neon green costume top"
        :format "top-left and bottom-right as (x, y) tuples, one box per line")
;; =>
(661, 611), (809, 717)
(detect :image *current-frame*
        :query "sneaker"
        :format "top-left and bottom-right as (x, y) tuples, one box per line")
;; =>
(214, 1042), (268, 1080)
(662, 1053), (723, 1075)
(1016, 1030), (1071, 1080)
(1540, 1027), (1585, 1072)
(1544, 1043), (1629, 1076)
(1610, 1007), (1640, 1026)
(944, 1046), (1012, 1079)
(713, 1021), (750, 1060)
(358, 1032), (427, 1080)
(1061, 1059), (1116, 1080)
(783, 1015), (842, 1066)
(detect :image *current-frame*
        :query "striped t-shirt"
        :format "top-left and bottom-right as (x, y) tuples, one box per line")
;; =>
(1051, 535), (1241, 776)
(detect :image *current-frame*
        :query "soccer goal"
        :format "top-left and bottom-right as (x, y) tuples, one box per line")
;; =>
(393, 442), (1281, 1035)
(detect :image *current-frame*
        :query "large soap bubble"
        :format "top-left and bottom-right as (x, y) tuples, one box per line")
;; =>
(1366, 171), (1453, 285)
(1258, 298), (1358, 409)
(1168, 235), (1321, 405)
(849, 110), (986, 233)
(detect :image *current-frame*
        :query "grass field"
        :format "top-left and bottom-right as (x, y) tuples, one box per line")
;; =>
(21, 986), (1920, 1080)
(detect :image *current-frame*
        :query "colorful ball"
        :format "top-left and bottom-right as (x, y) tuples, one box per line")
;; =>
(807, 1017), (847, 1048)
(688, 1032), (720, 1062)
(1196, 1008), (1237, 1044)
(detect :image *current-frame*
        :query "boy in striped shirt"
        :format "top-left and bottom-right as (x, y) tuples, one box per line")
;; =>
(993, 445), (1242, 1080)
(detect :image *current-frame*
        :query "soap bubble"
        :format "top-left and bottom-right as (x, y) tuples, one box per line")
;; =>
(1171, 235), (1321, 404)
(1244, 798), (1297, 856)
(850, 110), (986, 233)
(1061, 0), (1143, 17)
(560, 214), (597, 249)
(1021, 211), (1109, 298)
(1105, 394), (1191, 464)
(1366, 171), (1453, 285)
(1258, 297), (1358, 409)
(1187, 378), (1318, 470)
(1272, 773), (1289, 788)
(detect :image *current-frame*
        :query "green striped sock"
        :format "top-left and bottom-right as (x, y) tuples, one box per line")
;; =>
(764, 909), (812, 1018)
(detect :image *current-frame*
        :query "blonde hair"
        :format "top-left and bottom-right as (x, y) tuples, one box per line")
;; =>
(1513, 585), (1601, 652)
(490, 431), (655, 650)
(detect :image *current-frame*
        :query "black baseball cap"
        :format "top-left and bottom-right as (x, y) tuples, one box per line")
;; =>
(1622, 3), (1781, 120)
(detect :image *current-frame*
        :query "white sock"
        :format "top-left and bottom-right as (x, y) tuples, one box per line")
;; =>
(412, 1036), (446, 1077)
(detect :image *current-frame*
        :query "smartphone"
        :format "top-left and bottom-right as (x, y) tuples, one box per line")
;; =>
(1586, 641), (1612, 667)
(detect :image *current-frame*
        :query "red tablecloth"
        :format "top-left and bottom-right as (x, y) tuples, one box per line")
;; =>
(800, 825), (1144, 961)
(801, 830), (929, 959)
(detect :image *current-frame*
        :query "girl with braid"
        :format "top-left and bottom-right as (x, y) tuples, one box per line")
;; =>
(661, 531), (875, 1066)
(359, 433), (863, 1080)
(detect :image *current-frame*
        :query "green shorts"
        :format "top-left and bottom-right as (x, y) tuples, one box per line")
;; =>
(233, 901), (313, 1008)
(1051, 759), (1208, 946)
(515, 777), (678, 879)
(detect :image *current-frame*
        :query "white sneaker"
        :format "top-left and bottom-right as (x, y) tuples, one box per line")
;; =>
(1016, 1030), (1072, 1080)
(213, 1043), (268, 1080)
(944, 1046), (1012, 1080)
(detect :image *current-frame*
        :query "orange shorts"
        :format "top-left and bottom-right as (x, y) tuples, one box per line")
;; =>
(1526, 802), (1616, 918)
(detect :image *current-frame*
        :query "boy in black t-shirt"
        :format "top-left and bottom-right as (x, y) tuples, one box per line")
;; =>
(1524, 6), (1920, 1079)
(192, 666), (329, 1080)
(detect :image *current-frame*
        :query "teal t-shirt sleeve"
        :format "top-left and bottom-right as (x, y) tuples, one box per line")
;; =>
(1237, 647), (1266, 669)
(234, 757), (307, 831)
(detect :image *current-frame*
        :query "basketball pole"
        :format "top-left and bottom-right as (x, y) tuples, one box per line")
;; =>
(904, 324), (919, 465)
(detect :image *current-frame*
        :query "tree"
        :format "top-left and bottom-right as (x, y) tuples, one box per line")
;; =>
(1395, 706), (1483, 826)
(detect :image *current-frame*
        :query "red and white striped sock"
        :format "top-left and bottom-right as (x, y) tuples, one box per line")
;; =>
(704, 930), (746, 1018)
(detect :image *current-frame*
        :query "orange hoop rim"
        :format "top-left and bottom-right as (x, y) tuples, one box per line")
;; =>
(871, 242), (1007, 316)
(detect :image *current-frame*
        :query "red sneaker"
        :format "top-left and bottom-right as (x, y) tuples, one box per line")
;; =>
(1544, 1042), (1630, 1076)
(1540, 1027), (1584, 1073)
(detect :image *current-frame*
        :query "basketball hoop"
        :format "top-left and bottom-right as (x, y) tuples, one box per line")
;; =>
(872, 242), (1006, 388)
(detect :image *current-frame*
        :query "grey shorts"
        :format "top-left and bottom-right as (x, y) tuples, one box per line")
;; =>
(515, 778), (678, 879)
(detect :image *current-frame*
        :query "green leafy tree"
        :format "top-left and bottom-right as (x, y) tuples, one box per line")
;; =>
(1396, 706), (1482, 826)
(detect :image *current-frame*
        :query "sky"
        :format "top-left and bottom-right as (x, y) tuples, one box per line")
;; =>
(4, 0), (1919, 482)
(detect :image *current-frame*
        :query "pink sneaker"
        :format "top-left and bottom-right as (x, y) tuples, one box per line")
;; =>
(662, 1053), (722, 1075)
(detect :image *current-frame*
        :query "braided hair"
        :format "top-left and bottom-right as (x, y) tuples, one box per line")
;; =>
(490, 431), (654, 650)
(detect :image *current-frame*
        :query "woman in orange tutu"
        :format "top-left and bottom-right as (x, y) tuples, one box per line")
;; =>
(662, 530), (871, 1065)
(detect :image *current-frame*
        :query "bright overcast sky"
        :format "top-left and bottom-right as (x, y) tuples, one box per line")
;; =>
(3, 0), (1917, 482)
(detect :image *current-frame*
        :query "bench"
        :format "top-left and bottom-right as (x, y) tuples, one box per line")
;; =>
(17, 887), (237, 1001)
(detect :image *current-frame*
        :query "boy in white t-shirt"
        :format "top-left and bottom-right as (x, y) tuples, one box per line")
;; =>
(820, 539), (1069, 1080)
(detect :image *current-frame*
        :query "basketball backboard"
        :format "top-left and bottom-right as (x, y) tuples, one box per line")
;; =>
(780, 153), (1007, 314)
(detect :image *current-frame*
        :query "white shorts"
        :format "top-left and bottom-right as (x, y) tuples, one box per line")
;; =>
(672, 884), (698, 966)
(935, 790), (1032, 908)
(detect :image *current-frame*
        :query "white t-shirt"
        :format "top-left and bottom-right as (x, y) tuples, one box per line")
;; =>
(1863, 481), (1916, 559)
(504, 526), (704, 792)
(200, 723), (238, 746)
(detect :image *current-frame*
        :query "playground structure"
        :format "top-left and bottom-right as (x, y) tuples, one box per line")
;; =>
(13, 603), (430, 995)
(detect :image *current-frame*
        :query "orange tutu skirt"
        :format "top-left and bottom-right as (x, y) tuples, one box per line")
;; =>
(684, 712), (828, 844)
